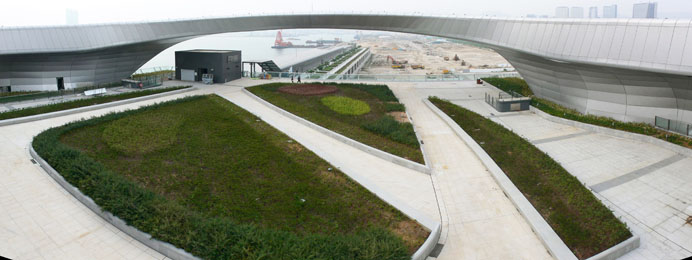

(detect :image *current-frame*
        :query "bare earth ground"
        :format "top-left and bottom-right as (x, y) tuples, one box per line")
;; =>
(358, 35), (510, 75)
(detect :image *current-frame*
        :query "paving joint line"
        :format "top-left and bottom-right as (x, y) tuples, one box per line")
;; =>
(590, 154), (686, 193)
(531, 131), (592, 145)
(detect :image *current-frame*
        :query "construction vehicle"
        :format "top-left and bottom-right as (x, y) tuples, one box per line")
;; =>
(392, 64), (405, 69)
(442, 69), (451, 74)
(444, 56), (450, 61)
(411, 64), (425, 69)
(387, 55), (408, 65)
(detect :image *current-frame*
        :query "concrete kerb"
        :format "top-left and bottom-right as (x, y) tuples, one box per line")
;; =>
(423, 98), (578, 260)
(241, 87), (432, 174)
(530, 107), (692, 157)
(425, 98), (642, 260)
(29, 146), (199, 260)
(0, 86), (196, 127)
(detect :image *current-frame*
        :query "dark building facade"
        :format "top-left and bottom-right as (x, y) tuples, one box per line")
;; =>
(175, 50), (241, 83)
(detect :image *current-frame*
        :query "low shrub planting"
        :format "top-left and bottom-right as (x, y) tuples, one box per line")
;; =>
(430, 97), (631, 259)
(35, 95), (428, 259)
(385, 103), (406, 112)
(0, 86), (190, 120)
(362, 116), (419, 146)
(321, 96), (371, 115)
(482, 77), (692, 149)
(248, 82), (423, 163)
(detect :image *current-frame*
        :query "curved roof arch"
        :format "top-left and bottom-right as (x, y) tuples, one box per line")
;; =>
(1, 14), (691, 76)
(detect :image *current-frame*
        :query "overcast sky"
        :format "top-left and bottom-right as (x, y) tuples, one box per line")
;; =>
(2, 0), (691, 27)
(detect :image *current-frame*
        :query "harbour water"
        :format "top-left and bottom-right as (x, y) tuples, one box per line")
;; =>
(139, 31), (356, 72)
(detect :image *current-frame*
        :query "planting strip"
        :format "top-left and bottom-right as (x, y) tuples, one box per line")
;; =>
(242, 87), (431, 174)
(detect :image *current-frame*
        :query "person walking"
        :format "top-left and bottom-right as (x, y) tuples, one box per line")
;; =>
(291, 74), (294, 83)
(297, 75), (301, 83)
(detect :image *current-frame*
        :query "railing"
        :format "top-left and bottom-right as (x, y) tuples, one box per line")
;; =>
(655, 116), (692, 136)
(248, 71), (519, 82)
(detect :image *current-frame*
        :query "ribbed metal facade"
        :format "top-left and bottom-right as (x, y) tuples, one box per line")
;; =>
(1, 14), (691, 123)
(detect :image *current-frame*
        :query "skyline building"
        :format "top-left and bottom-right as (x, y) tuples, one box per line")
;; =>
(589, 6), (599, 18)
(603, 5), (618, 18)
(570, 7), (584, 18)
(65, 9), (78, 25)
(633, 2), (658, 18)
(555, 6), (569, 18)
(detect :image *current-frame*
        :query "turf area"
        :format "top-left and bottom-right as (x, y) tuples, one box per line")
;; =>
(430, 97), (631, 259)
(34, 94), (428, 259)
(247, 82), (424, 164)
(0, 86), (189, 120)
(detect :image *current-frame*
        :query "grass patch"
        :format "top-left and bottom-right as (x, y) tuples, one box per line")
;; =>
(0, 86), (189, 121)
(35, 95), (428, 259)
(362, 116), (419, 146)
(0, 91), (40, 97)
(430, 97), (631, 259)
(482, 77), (692, 149)
(385, 103), (406, 112)
(321, 96), (371, 115)
(248, 82), (423, 163)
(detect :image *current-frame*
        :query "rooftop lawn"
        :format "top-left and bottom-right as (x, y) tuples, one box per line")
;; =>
(34, 94), (427, 259)
(247, 82), (424, 164)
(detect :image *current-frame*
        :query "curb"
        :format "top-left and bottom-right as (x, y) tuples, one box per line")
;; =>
(0, 87), (196, 127)
(425, 98), (640, 260)
(412, 222), (441, 260)
(242, 88), (431, 174)
(29, 146), (199, 260)
(530, 107), (692, 157)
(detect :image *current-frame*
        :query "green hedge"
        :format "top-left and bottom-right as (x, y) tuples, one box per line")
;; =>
(0, 86), (189, 120)
(429, 97), (631, 259)
(33, 95), (417, 260)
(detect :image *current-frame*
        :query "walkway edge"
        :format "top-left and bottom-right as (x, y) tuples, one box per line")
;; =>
(29, 146), (199, 260)
(0, 86), (196, 127)
(423, 98), (578, 260)
(529, 107), (692, 157)
(242, 87), (431, 174)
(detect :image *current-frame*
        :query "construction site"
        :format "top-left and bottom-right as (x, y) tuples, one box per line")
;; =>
(357, 33), (512, 75)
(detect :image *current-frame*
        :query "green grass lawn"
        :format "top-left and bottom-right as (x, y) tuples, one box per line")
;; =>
(430, 97), (631, 259)
(247, 82), (424, 164)
(0, 86), (189, 121)
(482, 77), (692, 149)
(34, 95), (427, 259)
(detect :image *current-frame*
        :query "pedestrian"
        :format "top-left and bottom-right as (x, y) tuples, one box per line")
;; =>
(297, 75), (301, 83)
(291, 74), (294, 83)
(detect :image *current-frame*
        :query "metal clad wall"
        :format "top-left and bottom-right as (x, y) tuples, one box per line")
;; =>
(0, 14), (691, 123)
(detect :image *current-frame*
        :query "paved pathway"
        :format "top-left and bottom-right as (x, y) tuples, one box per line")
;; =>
(414, 80), (692, 260)
(388, 83), (553, 260)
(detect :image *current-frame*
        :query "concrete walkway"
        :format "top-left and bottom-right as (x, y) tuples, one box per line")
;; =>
(388, 82), (553, 260)
(413, 80), (692, 260)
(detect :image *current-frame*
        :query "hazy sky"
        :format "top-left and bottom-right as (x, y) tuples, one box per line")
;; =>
(2, 0), (691, 27)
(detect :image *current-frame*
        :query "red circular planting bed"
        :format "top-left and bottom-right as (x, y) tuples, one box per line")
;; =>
(277, 84), (339, 96)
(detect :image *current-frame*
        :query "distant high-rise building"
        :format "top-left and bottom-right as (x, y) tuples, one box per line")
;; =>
(65, 9), (78, 25)
(570, 7), (584, 18)
(603, 5), (618, 18)
(556, 7), (570, 18)
(633, 2), (657, 18)
(589, 7), (599, 18)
